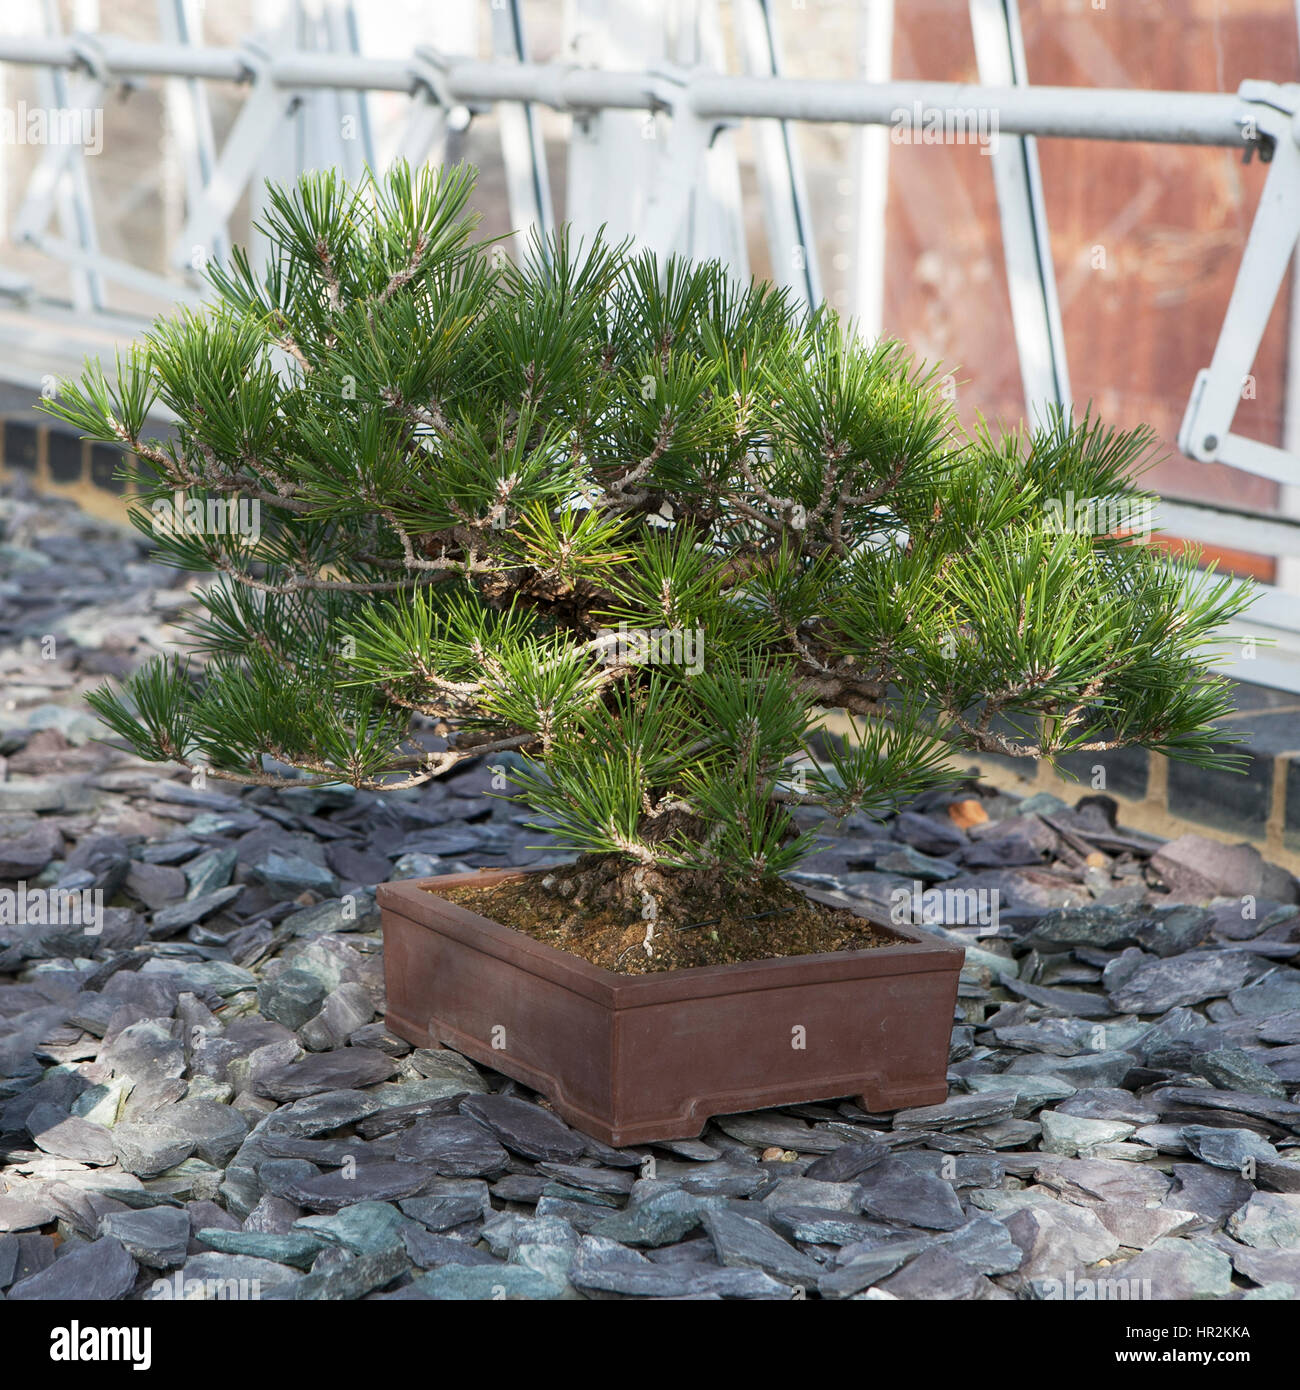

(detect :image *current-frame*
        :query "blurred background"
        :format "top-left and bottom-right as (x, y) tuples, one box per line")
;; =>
(0, 0), (1297, 664)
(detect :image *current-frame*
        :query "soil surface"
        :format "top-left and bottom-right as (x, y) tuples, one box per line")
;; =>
(435, 872), (898, 974)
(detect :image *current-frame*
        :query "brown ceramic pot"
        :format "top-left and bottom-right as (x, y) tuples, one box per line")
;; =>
(378, 868), (964, 1147)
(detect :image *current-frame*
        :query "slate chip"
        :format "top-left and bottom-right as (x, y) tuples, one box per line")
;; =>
(459, 1094), (586, 1162)
(7, 1235), (139, 1300)
(395, 1116), (511, 1178)
(254, 1048), (399, 1100)
(855, 1158), (968, 1231)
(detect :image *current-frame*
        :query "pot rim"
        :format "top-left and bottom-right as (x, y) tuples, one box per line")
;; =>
(378, 867), (966, 1009)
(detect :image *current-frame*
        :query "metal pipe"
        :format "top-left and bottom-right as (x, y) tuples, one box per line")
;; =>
(687, 76), (1253, 147)
(0, 34), (1257, 147)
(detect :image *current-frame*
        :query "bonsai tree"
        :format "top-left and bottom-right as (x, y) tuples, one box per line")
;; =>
(42, 162), (1250, 945)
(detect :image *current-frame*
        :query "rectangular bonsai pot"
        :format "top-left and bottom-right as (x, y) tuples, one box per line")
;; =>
(377, 869), (965, 1148)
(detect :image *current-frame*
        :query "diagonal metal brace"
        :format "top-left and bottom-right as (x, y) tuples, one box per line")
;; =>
(1178, 82), (1300, 483)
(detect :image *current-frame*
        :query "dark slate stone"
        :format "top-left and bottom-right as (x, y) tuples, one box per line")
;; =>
(254, 1049), (399, 1100)
(1026, 905), (1143, 951)
(160, 1099), (249, 1167)
(395, 1117), (511, 1178)
(0, 1069), (90, 1130)
(112, 1121), (195, 1178)
(0, 1191), (59, 1233)
(280, 1163), (434, 1213)
(1002, 1050), (1137, 1090)
(1257, 1158), (1300, 1194)
(960, 833), (1045, 869)
(0, 1232), (56, 1289)
(150, 886), (243, 935)
(256, 1131), (367, 1166)
(124, 860), (187, 911)
(257, 1159), (321, 1201)
(196, 1228), (328, 1269)
(1181, 1125), (1278, 1171)
(1151, 1086), (1300, 1130)
(1133, 907), (1214, 958)
(1196, 1048), (1289, 1100)
(566, 1255), (707, 1298)
(491, 1174), (550, 1204)
(24, 1102), (115, 1165)
(98, 1207), (191, 1269)
(160, 1251), (303, 1298)
(1228, 969), (1300, 1019)
(875, 1246), (991, 1299)
(535, 1163), (636, 1196)
(249, 852), (339, 897)
(1054, 1089), (1160, 1126)
(892, 811), (968, 856)
(459, 1094), (586, 1162)
(1001, 978), (1114, 1018)
(769, 1205), (877, 1246)
(348, 1022), (412, 1056)
(1104, 1237), (1234, 1299)
(7, 1236), (138, 1300)
(1159, 1166), (1251, 1229)
(818, 1238), (928, 1299)
(262, 1089), (384, 1137)
(892, 1151), (1004, 1189)
(589, 1190), (725, 1247)
(294, 1201), (410, 1255)
(709, 1113), (835, 1153)
(1108, 951), (1255, 1014)
(855, 1159), (967, 1230)
(258, 970), (328, 1030)
(573, 1254), (786, 1299)
(1230, 1246), (1300, 1288)
(802, 1138), (890, 1183)
(892, 1092), (1016, 1132)
(702, 1207), (821, 1284)
(405, 1265), (570, 1300)
(401, 1225), (500, 1269)
(399, 1181), (492, 1232)
(541, 1182), (620, 1209)
(356, 1096), (467, 1140)
(937, 1215), (1024, 1275)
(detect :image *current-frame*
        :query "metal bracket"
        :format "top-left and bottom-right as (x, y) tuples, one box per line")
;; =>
(1178, 82), (1300, 483)
(634, 62), (741, 260)
(409, 46), (457, 113)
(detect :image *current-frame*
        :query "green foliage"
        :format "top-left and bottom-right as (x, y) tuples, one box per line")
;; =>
(43, 161), (1254, 887)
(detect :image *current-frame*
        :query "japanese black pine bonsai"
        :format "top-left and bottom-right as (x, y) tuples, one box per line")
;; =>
(42, 162), (1250, 957)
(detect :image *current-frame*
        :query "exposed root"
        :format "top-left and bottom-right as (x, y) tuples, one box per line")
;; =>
(540, 853), (721, 936)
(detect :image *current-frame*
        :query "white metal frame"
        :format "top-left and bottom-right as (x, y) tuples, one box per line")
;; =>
(969, 0), (1070, 418)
